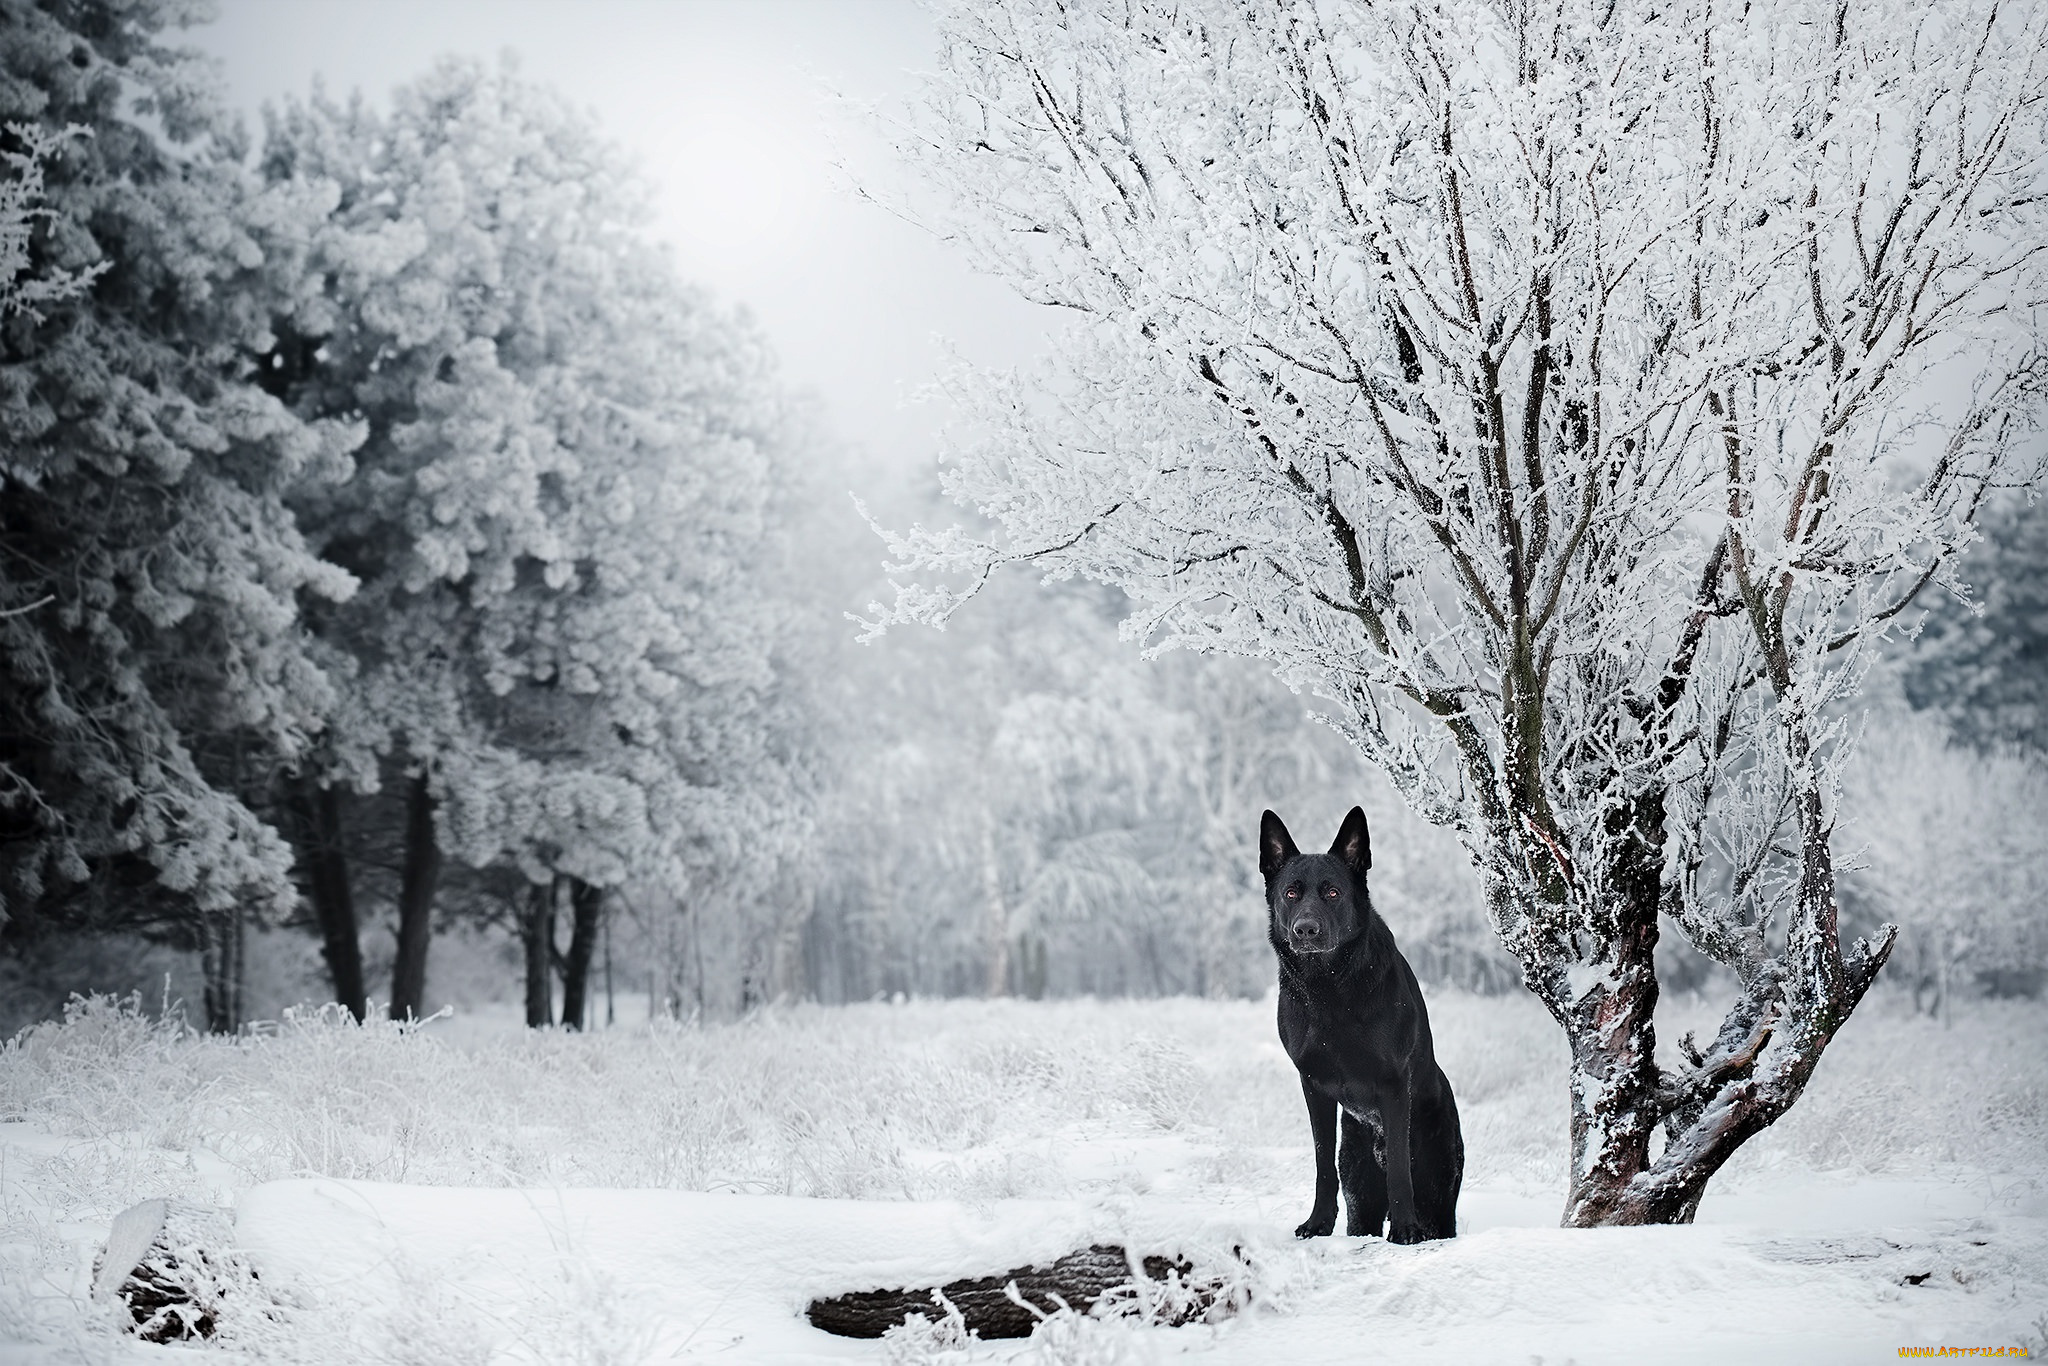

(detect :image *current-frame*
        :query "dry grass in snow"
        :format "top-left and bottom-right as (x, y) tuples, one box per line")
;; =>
(1, 986), (2044, 1363)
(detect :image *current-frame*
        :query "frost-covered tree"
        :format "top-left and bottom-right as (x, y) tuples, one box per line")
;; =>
(259, 60), (798, 1022)
(980, 608), (1212, 998)
(0, 0), (360, 1031)
(867, 0), (2048, 1224)
(1899, 494), (2048, 755)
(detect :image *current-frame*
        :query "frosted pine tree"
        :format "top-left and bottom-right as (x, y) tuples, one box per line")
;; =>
(0, 0), (360, 1030)
(866, 0), (2048, 1223)
(261, 61), (799, 1022)
(437, 240), (804, 1028)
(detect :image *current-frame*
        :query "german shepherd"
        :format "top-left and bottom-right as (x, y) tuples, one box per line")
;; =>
(1261, 807), (1464, 1243)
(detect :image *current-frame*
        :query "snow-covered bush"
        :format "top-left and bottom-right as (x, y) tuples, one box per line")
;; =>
(1900, 494), (2048, 757)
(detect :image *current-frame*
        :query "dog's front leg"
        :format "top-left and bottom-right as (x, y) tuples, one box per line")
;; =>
(1337, 1111), (1388, 1236)
(1295, 1077), (1340, 1238)
(1383, 1084), (1425, 1244)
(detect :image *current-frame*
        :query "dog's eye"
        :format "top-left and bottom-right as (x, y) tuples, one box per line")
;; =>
(1324, 887), (1339, 900)
(1285, 884), (1302, 900)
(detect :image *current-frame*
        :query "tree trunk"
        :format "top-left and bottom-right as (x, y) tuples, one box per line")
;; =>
(521, 877), (557, 1028)
(1593, 716), (1897, 1222)
(690, 895), (707, 1017)
(980, 812), (1009, 996)
(560, 877), (603, 1031)
(1540, 775), (1897, 1226)
(199, 907), (241, 1035)
(232, 904), (244, 1029)
(1555, 799), (1667, 1227)
(1555, 921), (1664, 1225)
(389, 771), (440, 1020)
(1018, 933), (1048, 1001)
(290, 780), (366, 1022)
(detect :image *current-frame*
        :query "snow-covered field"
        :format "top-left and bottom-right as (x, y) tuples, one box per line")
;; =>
(2, 989), (2044, 1364)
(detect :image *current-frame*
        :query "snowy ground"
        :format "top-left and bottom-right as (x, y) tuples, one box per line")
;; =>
(2, 989), (2044, 1363)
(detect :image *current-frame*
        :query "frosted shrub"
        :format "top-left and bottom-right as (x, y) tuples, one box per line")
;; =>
(880, 1293), (975, 1366)
(10, 990), (2044, 1208)
(1014, 1306), (1146, 1366)
(1123, 1038), (1199, 1132)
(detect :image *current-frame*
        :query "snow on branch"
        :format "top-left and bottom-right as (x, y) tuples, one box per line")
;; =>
(0, 123), (102, 320)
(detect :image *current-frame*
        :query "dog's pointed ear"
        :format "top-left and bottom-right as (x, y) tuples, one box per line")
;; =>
(1259, 810), (1298, 881)
(1330, 806), (1372, 874)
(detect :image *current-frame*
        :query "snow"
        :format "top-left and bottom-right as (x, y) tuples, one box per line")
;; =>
(219, 1176), (2047, 1364)
(240, 1181), (1126, 1362)
(3, 991), (2045, 1363)
(1564, 961), (1618, 1003)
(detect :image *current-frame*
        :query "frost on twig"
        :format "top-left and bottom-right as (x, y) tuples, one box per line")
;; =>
(0, 123), (102, 320)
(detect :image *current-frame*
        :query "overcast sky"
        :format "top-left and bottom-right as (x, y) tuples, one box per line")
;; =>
(189, 0), (1052, 477)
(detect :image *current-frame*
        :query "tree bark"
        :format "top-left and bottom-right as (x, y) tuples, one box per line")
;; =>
(560, 877), (603, 1031)
(1556, 796), (1667, 1227)
(602, 896), (615, 1027)
(805, 1245), (1203, 1339)
(94, 1199), (245, 1343)
(290, 780), (366, 1022)
(232, 903), (244, 1029)
(199, 906), (241, 1035)
(388, 771), (440, 1020)
(521, 877), (557, 1028)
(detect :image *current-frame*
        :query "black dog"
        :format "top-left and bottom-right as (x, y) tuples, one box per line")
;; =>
(1262, 807), (1463, 1243)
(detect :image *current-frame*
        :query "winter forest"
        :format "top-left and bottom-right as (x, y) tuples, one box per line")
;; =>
(3, 0), (2046, 1362)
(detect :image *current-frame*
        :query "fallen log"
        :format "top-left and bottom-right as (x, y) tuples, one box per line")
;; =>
(806, 1243), (1209, 1339)
(93, 1199), (248, 1342)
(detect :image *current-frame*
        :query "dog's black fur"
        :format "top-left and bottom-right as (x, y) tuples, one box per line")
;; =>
(1262, 807), (1464, 1243)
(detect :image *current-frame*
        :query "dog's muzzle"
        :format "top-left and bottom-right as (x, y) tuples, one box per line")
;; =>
(1288, 919), (1332, 953)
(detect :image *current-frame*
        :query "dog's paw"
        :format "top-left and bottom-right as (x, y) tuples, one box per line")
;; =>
(1345, 1219), (1385, 1238)
(1387, 1221), (1428, 1245)
(1293, 1214), (1336, 1239)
